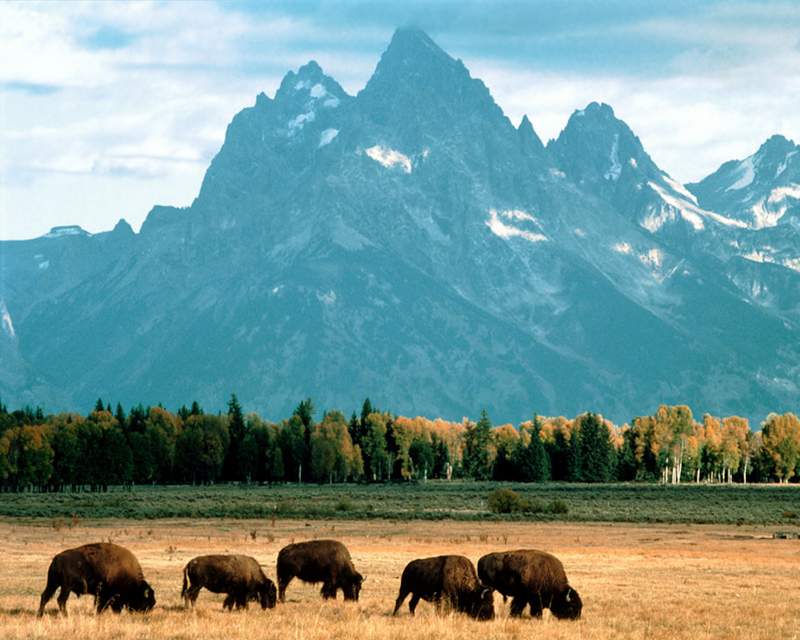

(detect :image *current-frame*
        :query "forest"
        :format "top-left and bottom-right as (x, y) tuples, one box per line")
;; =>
(0, 394), (799, 491)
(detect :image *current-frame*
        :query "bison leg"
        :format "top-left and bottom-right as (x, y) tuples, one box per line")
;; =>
(184, 585), (202, 609)
(320, 582), (337, 600)
(37, 578), (61, 618)
(235, 594), (248, 610)
(408, 594), (421, 615)
(96, 586), (114, 614)
(277, 576), (292, 603)
(222, 594), (235, 611)
(528, 594), (544, 618)
(392, 586), (410, 616)
(509, 596), (528, 618)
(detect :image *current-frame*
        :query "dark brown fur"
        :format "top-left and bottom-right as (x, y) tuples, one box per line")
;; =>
(477, 549), (582, 619)
(392, 555), (494, 620)
(37, 542), (155, 617)
(182, 555), (277, 610)
(276, 539), (364, 602)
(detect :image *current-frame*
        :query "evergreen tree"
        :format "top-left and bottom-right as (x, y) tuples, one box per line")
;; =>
(569, 413), (615, 482)
(464, 410), (494, 480)
(513, 420), (550, 482)
(223, 394), (247, 481)
(115, 403), (127, 430)
(94, 398), (105, 413)
(547, 427), (571, 481)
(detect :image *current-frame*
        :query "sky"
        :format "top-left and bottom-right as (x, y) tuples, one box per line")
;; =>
(1, 0), (799, 241)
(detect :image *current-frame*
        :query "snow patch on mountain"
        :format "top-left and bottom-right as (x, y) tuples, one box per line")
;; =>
(317, 290), (337, 306)
(777, 151), (797, 177)
(613, 242), (633, 255)
(604, 134), (621, 182)
(646, 181), (748, 232)
(486, 209), (547, 243)
(726, 156), (755, 191)
(768, 185), (800, 204)
(365, 146), (412, 173)
(319, 128), (339, 147)
(44, 225), (88, 239)
(0, 300), (15, 340)
(640, 248), (663, 269)
(289, 111), (315, 133)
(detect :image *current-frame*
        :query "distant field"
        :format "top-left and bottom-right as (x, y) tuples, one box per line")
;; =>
(3, 517), (799, 640)
(2, 481), (800, 525)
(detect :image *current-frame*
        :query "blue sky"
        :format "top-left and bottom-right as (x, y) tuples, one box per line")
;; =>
(1, 0), (799, 240)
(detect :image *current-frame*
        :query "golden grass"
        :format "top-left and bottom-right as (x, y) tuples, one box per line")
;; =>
(1, 517), (799, 639)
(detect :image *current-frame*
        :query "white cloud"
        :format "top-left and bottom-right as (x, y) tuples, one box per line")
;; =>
(1, 1), (798, 239)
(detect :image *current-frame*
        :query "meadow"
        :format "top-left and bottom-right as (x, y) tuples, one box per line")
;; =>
(2, 515), (800, 640)
(2, 483), (800, 639)
(2, 481), (800, 525)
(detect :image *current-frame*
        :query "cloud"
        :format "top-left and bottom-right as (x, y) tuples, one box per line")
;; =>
(1, 0), (799, 239)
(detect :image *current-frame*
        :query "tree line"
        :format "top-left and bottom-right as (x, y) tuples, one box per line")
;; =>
(0, 394), (798, 491)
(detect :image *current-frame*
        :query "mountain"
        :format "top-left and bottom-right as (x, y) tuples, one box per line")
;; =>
(1, 27), (799, 426)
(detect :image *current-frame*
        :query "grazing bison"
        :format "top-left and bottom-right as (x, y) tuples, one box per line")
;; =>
(477, 549), (582, 620)
(37, 542), (155, 617)
(276, 539), (364, 602)
(182, 554), (277, 610)
(393, 555), (494, 620)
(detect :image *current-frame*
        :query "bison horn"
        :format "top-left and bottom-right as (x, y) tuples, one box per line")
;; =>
(565, 588), (572, 602)
(481, 588), (491, 598)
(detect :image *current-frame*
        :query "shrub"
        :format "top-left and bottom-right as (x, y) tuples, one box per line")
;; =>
(548, 499), (569, 515)
(488, 488), (520, 514)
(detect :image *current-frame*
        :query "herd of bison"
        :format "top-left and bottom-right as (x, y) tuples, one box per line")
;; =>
(36, 539), (582, 622)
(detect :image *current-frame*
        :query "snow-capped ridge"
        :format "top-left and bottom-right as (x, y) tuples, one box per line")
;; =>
(43, 225), (90, 239)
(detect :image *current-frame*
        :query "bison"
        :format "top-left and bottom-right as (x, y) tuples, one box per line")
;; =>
(276, 539), (364, 602)
(477, 549), (582, 620)
(37, 542), (155, 617)
(392, 555), (494, 620)
(182, 554), (277, 610)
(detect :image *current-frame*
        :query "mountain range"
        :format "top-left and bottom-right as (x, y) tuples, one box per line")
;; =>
(2, 27), (799, 427)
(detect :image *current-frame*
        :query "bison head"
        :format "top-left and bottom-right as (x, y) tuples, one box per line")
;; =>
(551, 586), (582, 620)
(471, 587), (495, 621)
(343, 572), (365, 601)
(127, 583), (156, 613)
(259, 581), (278, 609)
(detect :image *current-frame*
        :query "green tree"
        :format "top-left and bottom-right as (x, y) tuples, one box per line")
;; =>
(408, 439), (434, 481)
(463, 410), (494, 480)
(513, 419), (550, 482)
(175, 414), (230, 483)
(223, 394), (247, 481)
(361, 412), (390, 481)
(278, 416), (309, 483)
(569, 413), (615, 483)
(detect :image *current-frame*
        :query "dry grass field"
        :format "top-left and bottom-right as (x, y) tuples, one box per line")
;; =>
(1, 516), (799, 639)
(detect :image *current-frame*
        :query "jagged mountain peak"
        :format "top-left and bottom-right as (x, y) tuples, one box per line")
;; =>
(548, 101), (660, 190)
(358, 27), (508, 132)
(687, 134), (800, 229)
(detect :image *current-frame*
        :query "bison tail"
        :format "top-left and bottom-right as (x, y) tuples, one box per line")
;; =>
(180, 567), (188, 598)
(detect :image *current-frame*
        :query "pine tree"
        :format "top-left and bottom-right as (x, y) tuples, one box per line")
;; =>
(464, 410), (494, 480)
(223, 394), (247, 481)
(513, 420), (550, 482)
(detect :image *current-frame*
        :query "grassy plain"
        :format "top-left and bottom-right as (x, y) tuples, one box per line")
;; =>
(2, 515), (800, 640)
(3, 481), (800, 525)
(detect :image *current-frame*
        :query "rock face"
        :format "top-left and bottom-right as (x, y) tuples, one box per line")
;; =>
(1, 27), (799, 425)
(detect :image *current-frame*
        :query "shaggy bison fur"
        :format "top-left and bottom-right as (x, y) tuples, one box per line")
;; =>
(37, 542), (156, 617)
(182, 555), (277, 610)
(477, 549), (582, 619)
(392, 555), (494, 620)
(276, 539), (364, 602)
